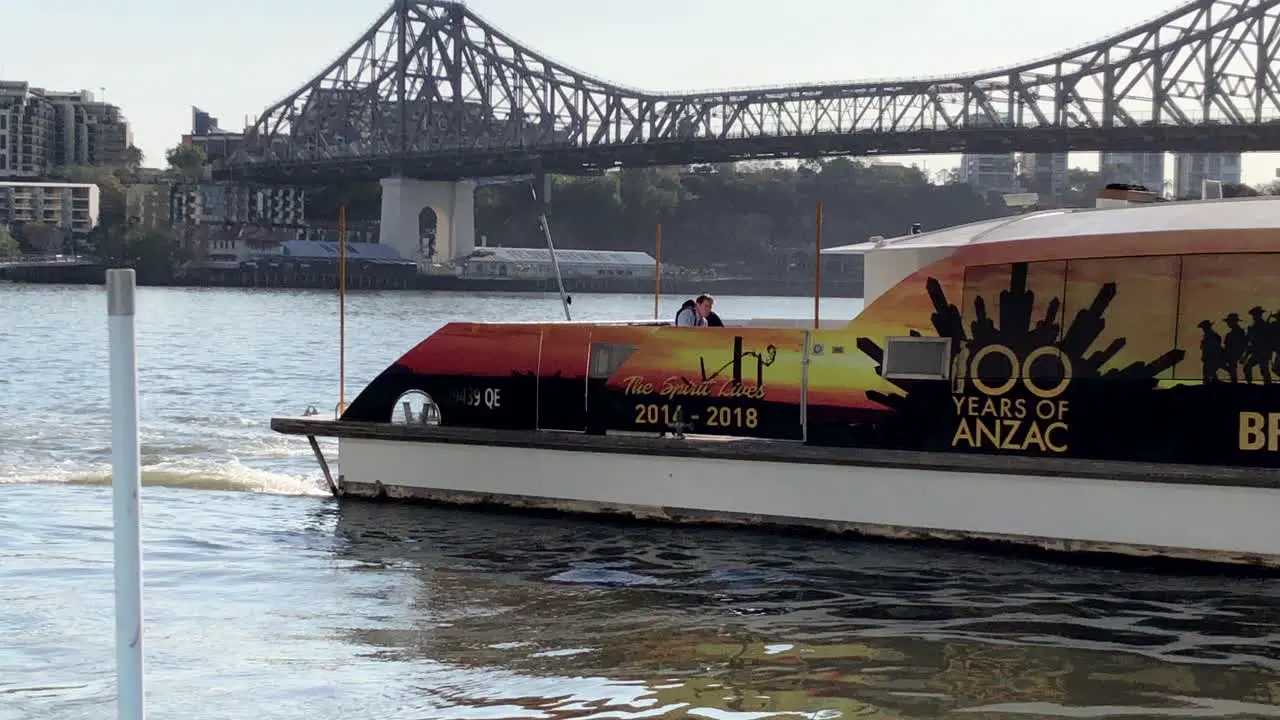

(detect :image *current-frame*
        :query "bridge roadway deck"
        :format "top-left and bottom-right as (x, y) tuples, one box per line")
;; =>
(222, 123), (1280, 184)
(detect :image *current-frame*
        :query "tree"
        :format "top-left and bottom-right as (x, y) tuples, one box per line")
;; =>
(94, 225), (131, 266)
(482, 159), (1013, 271)
(94, 225), (180, 283)
(123, 145), (144, 171)
(0, 228), (19, 258)
(125, 228), (176, 283)
(165, 143), (207, 182)
(304, 158), (1018, 276)
(1222, 183), (1260, 198)
(19, 223), (63, 255)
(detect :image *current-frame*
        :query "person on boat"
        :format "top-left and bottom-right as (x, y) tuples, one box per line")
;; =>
(706, 310), (724, 327)
(675, 294), (715, 327)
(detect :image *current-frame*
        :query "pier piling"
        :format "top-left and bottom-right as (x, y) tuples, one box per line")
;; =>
(107, 268), (144, 720)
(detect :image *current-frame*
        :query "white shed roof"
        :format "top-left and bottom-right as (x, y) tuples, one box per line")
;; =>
(467, 247), (656, 266)
(822, 195), (1280, 255)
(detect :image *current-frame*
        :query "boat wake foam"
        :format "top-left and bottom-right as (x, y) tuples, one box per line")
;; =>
(0, 437), (331, 497)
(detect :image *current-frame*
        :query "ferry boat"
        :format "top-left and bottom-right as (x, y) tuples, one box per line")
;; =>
(273, 185), (1280, 570)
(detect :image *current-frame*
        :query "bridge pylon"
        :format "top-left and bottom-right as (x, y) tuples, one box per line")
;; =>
(379, 178), (476, 264)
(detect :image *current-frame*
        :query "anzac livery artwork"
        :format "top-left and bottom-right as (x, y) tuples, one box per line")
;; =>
(339, 207), (1280, 472)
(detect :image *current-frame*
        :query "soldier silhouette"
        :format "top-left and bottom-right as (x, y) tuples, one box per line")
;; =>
(1270, 309), (1280, 377)
(1199, 319), (1225, 383)
(1223, 312), (1246, 383)
(1243, 305), (1275, 384)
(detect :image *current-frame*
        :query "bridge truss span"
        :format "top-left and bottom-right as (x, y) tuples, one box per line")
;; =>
(231, 0), (1280, 183)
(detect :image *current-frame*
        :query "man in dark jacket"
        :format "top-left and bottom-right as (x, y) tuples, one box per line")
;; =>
(675, 294), (715, 326)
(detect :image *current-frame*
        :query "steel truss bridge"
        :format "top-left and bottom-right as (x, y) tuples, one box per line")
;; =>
(221, 0), (1280, 184)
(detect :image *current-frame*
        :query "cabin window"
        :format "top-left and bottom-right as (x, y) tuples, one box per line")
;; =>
(588, 343), (639, 379)
(882, 336), (951, 380)
(389, 390), (441, 425)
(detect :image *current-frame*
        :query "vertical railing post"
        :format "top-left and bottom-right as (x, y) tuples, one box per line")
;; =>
(654, 224), (662, 320)
(814, 202), (823, 329)
(107, 268), (144, 720)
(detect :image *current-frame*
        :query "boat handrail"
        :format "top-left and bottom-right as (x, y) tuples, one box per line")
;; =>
(451, 317), (851, 328)
(965, 208), (1076, 245)
(468, 318), (672, 326)
(727, 317), (849, 328)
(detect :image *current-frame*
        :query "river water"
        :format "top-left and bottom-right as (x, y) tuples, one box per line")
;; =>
(2, 283), (1279, 720)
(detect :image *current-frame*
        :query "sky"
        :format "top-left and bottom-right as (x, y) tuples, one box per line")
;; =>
(6, 0), (1280, 184)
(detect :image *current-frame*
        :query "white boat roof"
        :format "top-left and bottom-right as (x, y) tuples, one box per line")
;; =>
(468, 247), (656, 265)
(822, 195), (1280, 255)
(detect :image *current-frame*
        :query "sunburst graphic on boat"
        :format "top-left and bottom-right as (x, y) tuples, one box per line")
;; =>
(855, 262), (1185, 412)
(668, 336), (778, 390)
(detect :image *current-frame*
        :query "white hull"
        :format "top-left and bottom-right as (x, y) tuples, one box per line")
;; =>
(337, 437), (1280, 569)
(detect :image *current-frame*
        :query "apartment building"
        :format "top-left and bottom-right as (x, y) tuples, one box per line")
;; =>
(0, 82), (54, 177)
(1019, 153), (1069, 202)
(0, 181), (101, 234)
(169, 184), (307, 228)
(0, 82), (132, 179)
(125, 183), (171, 230)
(959, 153), (1020, 194)
(957, 114), (1021, 195)
(186, 106), (246, 164)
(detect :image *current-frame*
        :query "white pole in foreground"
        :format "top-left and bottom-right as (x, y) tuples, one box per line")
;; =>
(107, 269), (144, 720)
